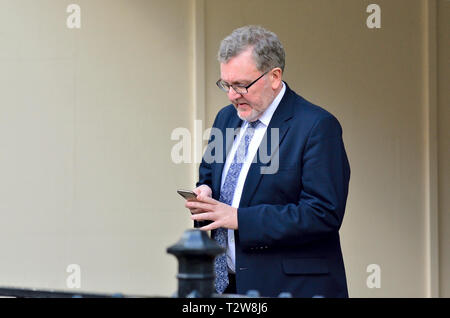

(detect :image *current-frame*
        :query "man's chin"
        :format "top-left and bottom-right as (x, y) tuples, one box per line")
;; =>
(237, 109), (261, 122)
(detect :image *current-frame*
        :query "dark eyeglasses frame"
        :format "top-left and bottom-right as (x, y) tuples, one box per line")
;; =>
(216, 70), (269, 94)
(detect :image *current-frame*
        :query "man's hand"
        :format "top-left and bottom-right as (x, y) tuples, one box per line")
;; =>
(184, 184), (212, 214)
(186, 196), (238, 231)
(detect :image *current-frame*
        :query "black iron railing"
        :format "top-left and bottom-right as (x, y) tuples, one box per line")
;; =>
(0, 229), (291, 298)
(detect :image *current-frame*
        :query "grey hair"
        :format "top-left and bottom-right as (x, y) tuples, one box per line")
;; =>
(218, 25), (285, 72)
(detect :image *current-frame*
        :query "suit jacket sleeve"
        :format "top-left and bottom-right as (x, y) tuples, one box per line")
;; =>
(194, 111), (225, 228)
(196, 112), (222, 191)
(237, 114), (350, 249)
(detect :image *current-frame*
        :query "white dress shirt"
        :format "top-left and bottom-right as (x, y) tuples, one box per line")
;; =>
(221, 82), (286, 273)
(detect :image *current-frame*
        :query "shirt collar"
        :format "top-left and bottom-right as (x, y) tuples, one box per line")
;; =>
(252, 81), (286, 127)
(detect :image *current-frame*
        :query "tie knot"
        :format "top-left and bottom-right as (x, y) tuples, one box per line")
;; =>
(249, 120), (261, 129)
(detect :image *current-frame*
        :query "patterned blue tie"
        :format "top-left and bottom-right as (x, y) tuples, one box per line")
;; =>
(213, 119), (260, 294)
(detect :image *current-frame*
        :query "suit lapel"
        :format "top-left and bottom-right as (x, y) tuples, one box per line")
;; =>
(238, 85), (295, 208)
(212, 113), (242, 199)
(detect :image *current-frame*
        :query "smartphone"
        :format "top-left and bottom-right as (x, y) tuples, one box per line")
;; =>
(177, 189), (198, 200)
(178, 189), (210, 228)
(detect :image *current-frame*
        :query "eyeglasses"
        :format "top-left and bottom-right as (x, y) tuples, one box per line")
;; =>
(216, 70), (269, 95)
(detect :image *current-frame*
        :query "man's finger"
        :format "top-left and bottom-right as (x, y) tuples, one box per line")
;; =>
(197, 195), (217, 205)
(189, 208), (206, 215)
(200, 221), (220, 232)
(186, 201), (214, 212)
(191, 211), (216, 222)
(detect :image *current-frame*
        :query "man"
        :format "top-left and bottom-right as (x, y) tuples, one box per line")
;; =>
(185, 25), (350, 298)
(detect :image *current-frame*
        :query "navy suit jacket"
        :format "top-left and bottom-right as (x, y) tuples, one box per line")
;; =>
(197, 83), (350, 298)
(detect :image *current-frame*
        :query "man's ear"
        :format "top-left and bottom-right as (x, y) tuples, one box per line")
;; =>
(271, 68), (283, 90)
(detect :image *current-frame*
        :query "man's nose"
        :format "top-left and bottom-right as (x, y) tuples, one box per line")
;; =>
(227, 86), (243, 100)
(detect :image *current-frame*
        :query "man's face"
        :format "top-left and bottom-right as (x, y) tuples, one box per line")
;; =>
(220, 47), (279, 122)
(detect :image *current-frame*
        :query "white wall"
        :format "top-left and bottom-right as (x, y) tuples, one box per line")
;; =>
(0, 0), (194, 296)
(0, 0), (447, 297)
(203, 0), (446, 297)
(437, 0), (450, 298)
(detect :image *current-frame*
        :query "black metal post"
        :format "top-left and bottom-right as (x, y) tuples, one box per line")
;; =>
(167, 229), (224, 298)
